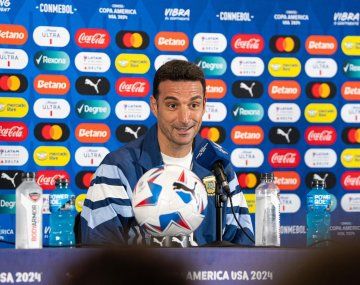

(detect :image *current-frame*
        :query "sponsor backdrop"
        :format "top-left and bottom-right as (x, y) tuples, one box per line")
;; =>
(0, 0), (359, 247)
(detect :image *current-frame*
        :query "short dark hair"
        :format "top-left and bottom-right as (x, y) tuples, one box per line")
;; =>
(153, 60), (206, 99)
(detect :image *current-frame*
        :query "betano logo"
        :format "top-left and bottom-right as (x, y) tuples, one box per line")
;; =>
(231, 34), (264, 54)
(200, 126), (225, 143)
(268, 80), (300, 100)
(0, 24), (28, 45)
(232, 103), (264, 122)
(34, 50), (70, 71)
(305, 35), (337, 55)
(231, 125), (264, 145)
(306, 81), (336, 99)
(341, 149), (360, 168)
(0, 48), (28, 69)
(341, 104), (360, 123)
(305, 58), (337, 78)
(33, 98), (70, 119)
(342, 127), (360, 144)
(273, 171), (300, 191)
(0, 122), (28, 142)
(34, 74), (70, 95)
(75, 123), (110, 143)
(155, 31), (188, 52)
(116, 30), (149, 50)
(270, 35), (300, 53)
(33, 26), (70, 47)
(34, 123), (69, 142)
(76, 28), (110, 49)
(33, 146), (70, 166)
(0, 74), (27, 93)
(0, 97), (28, 118)
(343, 59), (360, 78)
(115, 53), (150, 74)
(237, 172), (261, 190)
(341, 36), (360, 56)
(341, 81), (360, 100)
(195, 56), (226, 76)
(268, 57), (301, 77)
(205, 79), (227, 99)
(75, 100), (110, 120)
(341, 171), (360, 191)
(304, 103), (337, 123)
(193, 32), (227, 53)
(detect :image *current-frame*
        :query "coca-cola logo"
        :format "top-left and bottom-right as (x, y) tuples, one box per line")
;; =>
(305, 126), (337, 145)
(268, 149), (300, 168)
(0, 122), (28, 142)
(341, 171), (360, 191)
(231, 34), (264, 53)
(75, 28), (110, 49)
(116, 78), (150, 97)
(36, 170), (70, 190)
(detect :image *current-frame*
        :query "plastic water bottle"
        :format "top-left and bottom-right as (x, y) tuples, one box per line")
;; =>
(15, 172), (43, 249)
(255, 173), (280, 246)
(49, 178), (76, 247)
(306, 179), (331, 247)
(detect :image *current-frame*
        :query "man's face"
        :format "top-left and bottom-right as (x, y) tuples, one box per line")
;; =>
(150, 80), (206, 157)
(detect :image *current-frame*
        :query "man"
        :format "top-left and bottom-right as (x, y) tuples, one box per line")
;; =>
(80, 60), (254, 246)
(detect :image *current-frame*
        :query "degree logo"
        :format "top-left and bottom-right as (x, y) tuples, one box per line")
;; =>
(155, 31), (189, 52)
(75, 28), (110, 49)
(305, 58), (337, 78)
(34, 50), (70, 71)
(341, 104), (360, 123)
(273, 171), (300, 191)
(232, 103), (264, 122)
(76, 76), (110, 96)
(306, 172), (336, 189)
(232, 80), (263, 99)
(0, 74), (27, 93)
(200, 126), (225, 144)
(341, 36), (360, 56)
(268, 80), (301, 100)
(341, 171), (360, 191)
(117, 30), (149, 50)
(268, 149), (301, 168)
(304, 103), (337, 123)
(75, 123), (110, 143)
(34, 123), (70, 142)
(195, 56), (227, 76)
(0, 97), (28, 118)
(76, 171), (95, 189)
(231, 125), (263, 145)
(205, 79), (227, 99)
(237, 172), (261, 190)
(269, 126), (300, 144)
(115, 53), (150, 74)
(0, 48), (28, 70)
(34, 74), (70, 95)
(116, 124), (148, 143)
(0, 122), (28, 142)
(342, 127), (360, 144)
(305, 35), (337, 55)
(75, 100), (110, 120)
(193, 32), (226, 53)
(341, 149), (360, 168)
(231, 34), (264, 54)
(268, 57), (301, 77)
(0, 24), (28, 45)
(33, 26), (70, 47)
(341, 81), (360, 101)
(306, 82), (336, 99)
(270, 35), (300, 53)
(343, 59), (360, 78)
(33, 146), (70, 167)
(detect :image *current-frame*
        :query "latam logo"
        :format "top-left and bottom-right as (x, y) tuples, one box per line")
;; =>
(342, 127), (360, 144)
(237, 172), (261, 190)
(305, 172), (336, 189)
(200, 126), (225, 144)
(268, 126), (300, 144)
(116, 30), (149, 50)
(33, 98), (70, 119)
(34, 74), (70, 95)
(0, 122), (27, 142)
(268, 103), (301, 123)
(154, 55), (188, 70)
(76, 76), (110, 96)
(341, 148), (360, 168)
(195, 56), (227, 76)
(268, 80), (301, 100)
(232, 80), (263, 99)
(231, 57), (264, 77)
(268, 57), (301, 77)
(231, 125), (264, 145)
(116, 124), (148, 143)
(193, 33), (227, 53)
(305, 58), (337, 78)
(36, 170), (70, 190)
(305, 35), (337, 55)
(305, 126), (337, 145)
(341, 81), (360, 101)
(202, 102), (227, 122)
(273, 171), (300, 191)
(75, 147), (109, 167)
(205, 79), (226, 99)
(0, 97), (28, 118)
(75, 28), (110, 49)
(341, 35), (360, 56)
(343, 59), (360, 78)
(304, 103), (337, 123)
(0, 48), (28, 69)
(115, 53), (150, 74)
(116, 77), (150, 97)
(306, 81), (336, 99)
(270, 35), (300, 53)
(75, 123), (110, 143)
(0, 73), (27, 93)
(231, 148), (264, 168)
(0, 24), (28, 45)
(304, 148), (337, 168)
(155, 31), (188, 52)
(34, 123), (69, 142)
(340, 104), (360, 123)
(33, 26), (70, 47)
(341, 171), (360, 191)
(76, 171), (95, 190)
(34, 146), (70, 167)
(34, 50), (70, 71)
(268, 149), (300, 168)
(75, 52), (110, 73)
(0, 170), (23, 189)
(341, 193), (360, 213)
(76, 100), (110, 120)
(279, 194), (301, 213)
(231, 34), (264, 54)
(232, 103), (264, 122)
(115, 101), (150, 121)
(0, 145), (28, 166)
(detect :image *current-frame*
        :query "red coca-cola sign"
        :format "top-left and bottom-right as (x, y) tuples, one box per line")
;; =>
(75, 28), (110, 49)
(116, 78), (150, 97)
(305, 126), (337, 145)
(0, 122), (28, 142)
(231, 34), (264, 53)
(268, 149), (300, 168)
(341, 171), (360, 191)
(36, 170), (70, 190)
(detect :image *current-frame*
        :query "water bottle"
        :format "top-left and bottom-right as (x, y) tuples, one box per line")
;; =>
(15, 172), (43, 249)
(49, 178), (76, 247)
(255, 173), (280, 246)
(306, 179), (331, 247)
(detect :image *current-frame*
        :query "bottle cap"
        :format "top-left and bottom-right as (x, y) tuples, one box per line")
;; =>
(21, 172), (35, 179)
(311, 179), (325, 189)
(260, 172), (274, 182)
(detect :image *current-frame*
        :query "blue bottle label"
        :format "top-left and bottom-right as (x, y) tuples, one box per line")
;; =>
(49, 193), (75, 212)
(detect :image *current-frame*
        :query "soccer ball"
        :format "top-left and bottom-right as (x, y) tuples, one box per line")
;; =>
(132, 164), (208, 237)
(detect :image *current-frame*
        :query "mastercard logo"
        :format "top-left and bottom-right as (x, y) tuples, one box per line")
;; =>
(205, 79), (227, 99)
(306, 82), (336, 99)
(34, 123), (69, 142)
(341, 81), (360, 101)
(116, 30), (149, 49)
(237, 172), (261, 190)
(342, 127), (360, 144)
(76, 171), (95, 189)
(0, 74), (27, 93)
(200, 126), (225, 143)
(270, 35), (300, 53)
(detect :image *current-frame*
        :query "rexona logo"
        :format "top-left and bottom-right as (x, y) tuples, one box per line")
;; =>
(341, 104), (360, 123)
(269, 126), (300, 144)
(341, 36), (360, 56)
(34, 146), (70, 167)
(0, 97), (28, 118)
(0, 48), (28, 69)
(34, 74), (70, 95)
(341, 171), (360, 191)
(231, 34), (264, 54)
(268, 103), (301, 123)
(0, 170), (23, 189)
(231, 57), (264, 77)
(342, 127), (360, 144)
(231, 125), (263, 145)
(0, 24), (28, 45)
(75, 52), (110, 73)
(304, 103), (337, 123)
(341, 81), (360, 101)
(200, 126), (225, 144)
(115, 53), (150, 74)
(75, 123), (110, 143)
(0, 73), (27, 93)
(115, 100), (150, 121)
(232, 103), (264, 122)
(116, 124), (148, 143)
(268, 57), (301, 77)
(76, 76), (109, 96)
(75, 146), (109, 167)
(33, 26), (70, 47)
(33, 98), (70, 119)
(304, 148), (337, 168)
(0, 122), (28, 142)
(116, 77), (150, 97)
(270, 35), (300, 53)
(34, 50), (70, 71)
(202, 102), (227, 122)
(237, 172), (261, 190)
(76, 171), (95, 190)
(268, 149), (300, 168)
(305, 35), (337, 55)
(341, 193), (360, 213)
(0, 145), (28, 166)
(306, 81), (336, 99)
(116, 30), (149, 50)
(34, 123), (69, 142)
(232, 80), (263, 99)
(154, 55), (187, 70)
(205, 79), (226, 99)
(279, 194), (301, 213)
(193, 32), (227, 53)
(268, 80), (300, 100)
(273, 171), (300, 191)
(195, 56), (226, 76)
(231, 148), (264, 168)
(341, 148), (360, 168)
(306, 172), (336, 189)
(75, 28), (110, 49)
(305, 126), (337, 145)
(305, 58), (337, 78)
(76, 100), (110, 120)
(36, 170), (70, 190)
(343, 59), (360, 78)
(155, 31), (188, 52)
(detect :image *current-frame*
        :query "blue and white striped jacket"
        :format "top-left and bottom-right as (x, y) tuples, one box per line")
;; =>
(80, 124), (254, 246)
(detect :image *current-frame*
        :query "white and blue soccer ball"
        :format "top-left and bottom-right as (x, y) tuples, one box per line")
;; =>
(132, 164), (208, 237)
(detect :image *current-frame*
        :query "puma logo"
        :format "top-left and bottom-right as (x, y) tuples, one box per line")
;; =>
(239, 82), (256, 97)
(1, 172), (18, 187)
(276, 128), (292, 143)
(85, 78), (101, 94)
(125, 126), (141, 139)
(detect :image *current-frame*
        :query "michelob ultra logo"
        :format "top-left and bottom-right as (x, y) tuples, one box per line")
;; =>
(304, 103), (337, 123)
(268, 57), (301, 77)
(155, 31), (188, 52)
(305, 35), (337, 55)
(341, 36), (360, 56)
(34, 74), (70, 95)
(154, 55), (187, 70)
(33, 98), (70, 119)
(200, 126), (225, 143)
(206, 79), (227, 99)
(341, 149), (360, 168)
(75, 146), (109, 167)
(341, 104), (360, 123)
(305, 58), (337, 78)
(115, 53), (150, 74)
(0, 73), (27, 93)
(202, 102), (227, 122)
(0, 24), (28, 45)
(0, 48), (28, 69)
(34, 50), (70, 71)
(117, 30), (149, 50)
(306, 82), (336, 99)
(76, 100), (110, 120)
(0, 97), (28, 118)
(34, 146), (70, 166)
(232, 103), (264, 122)
(195, 56), (227, 76)
(273, 171), (300, 191)
(341, 81), (360, 101)
(279, 194), (301, 213)
(193, 32), (227, 53)
(268, 80), (300, 100)
(231, 148), (264, 168)
(33, 26), (70, 47)
(231, 125), (264, 145)
(343, 59), (360, 78)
